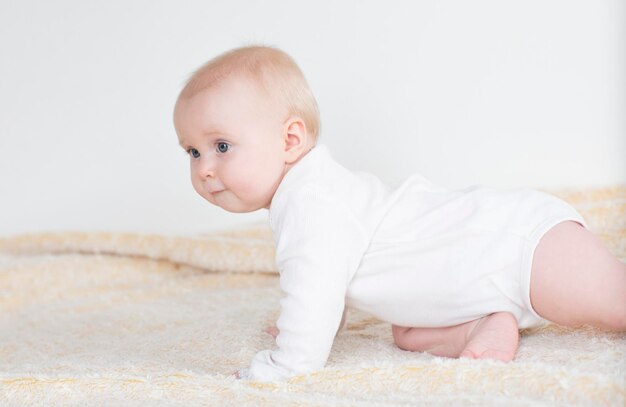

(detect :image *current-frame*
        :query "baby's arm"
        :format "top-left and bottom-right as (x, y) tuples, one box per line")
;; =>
(265, 306), (348, 338)
(238, 186), (367, 382)
(338, 306), (348, 332)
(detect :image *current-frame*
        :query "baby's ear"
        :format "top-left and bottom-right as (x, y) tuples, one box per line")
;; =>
(283, 116), (308, 164)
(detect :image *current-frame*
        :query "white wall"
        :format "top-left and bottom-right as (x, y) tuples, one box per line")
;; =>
(1, 0), (624, 236)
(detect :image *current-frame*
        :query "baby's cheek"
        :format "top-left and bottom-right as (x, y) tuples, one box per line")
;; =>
(190, 178), (201, 194)
(246, 174), (277, 198)
(190, 179), (210, 202)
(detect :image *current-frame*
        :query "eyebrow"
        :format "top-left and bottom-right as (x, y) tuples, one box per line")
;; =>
(177, 131), (229, 149)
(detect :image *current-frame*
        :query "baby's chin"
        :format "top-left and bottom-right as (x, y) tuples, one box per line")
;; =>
(204, 192), (268, 213)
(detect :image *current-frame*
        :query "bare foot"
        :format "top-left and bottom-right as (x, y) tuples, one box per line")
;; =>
(460, 312), (519, 362)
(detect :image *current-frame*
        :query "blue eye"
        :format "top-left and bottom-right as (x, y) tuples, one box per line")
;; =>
(188, 148), (200, 158)
(216, 142), (230, 153)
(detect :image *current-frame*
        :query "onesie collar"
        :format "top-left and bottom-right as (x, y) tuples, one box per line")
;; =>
(268, 143), (331, 213)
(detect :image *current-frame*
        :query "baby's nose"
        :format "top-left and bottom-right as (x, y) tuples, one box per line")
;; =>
(203, 167), (215, 178)
(197, 158), (216, 179)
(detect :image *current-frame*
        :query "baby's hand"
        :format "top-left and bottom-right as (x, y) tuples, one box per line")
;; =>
(232, 369), (250, 380)
(264, 326), (279, 338)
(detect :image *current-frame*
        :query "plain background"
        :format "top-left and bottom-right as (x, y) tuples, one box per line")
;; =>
(1, 0), (624, 236)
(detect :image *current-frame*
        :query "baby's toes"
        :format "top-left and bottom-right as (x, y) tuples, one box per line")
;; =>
(461, 344), (515, 362)
(459, 348), (478, 359)
(460, 312), (519, 362)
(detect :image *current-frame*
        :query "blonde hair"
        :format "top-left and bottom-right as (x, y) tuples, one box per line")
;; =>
(178, 45), (321, 142)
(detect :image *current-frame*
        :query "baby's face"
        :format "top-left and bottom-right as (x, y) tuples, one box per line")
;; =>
(174, 77), (289, 212)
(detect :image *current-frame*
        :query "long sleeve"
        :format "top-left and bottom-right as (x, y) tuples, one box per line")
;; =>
(240, 185), (368, 381)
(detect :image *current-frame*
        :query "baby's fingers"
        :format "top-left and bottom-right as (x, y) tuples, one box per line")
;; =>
(233, 368), (250, 380)
(264, 326), (279, 338)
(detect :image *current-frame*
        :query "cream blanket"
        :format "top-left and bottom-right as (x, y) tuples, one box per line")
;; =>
(1, 187), (625, 406)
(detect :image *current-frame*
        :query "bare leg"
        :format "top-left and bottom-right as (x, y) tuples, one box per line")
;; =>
(392, 311), (519, 362)
(530, 221), (626, 331)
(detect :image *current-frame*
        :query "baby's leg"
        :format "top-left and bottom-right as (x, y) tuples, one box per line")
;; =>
(530, 221), (626, 330)
(392, 312), (519, 361)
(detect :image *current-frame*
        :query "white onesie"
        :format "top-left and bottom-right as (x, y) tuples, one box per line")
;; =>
(239, 144), (588, 381)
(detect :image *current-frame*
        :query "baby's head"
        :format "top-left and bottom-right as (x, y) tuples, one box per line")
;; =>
(174, 46), (320, 213)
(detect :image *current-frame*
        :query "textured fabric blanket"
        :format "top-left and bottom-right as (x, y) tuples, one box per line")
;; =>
(1, 186), (625, 406)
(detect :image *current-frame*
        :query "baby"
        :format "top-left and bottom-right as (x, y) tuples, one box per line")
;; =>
(173, 45), (626, 382)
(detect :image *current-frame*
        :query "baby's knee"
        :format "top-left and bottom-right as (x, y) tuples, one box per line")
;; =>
(391, 325), (412, 350)
(603, 264), (626, 331)
(602, 298), (626, 331)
